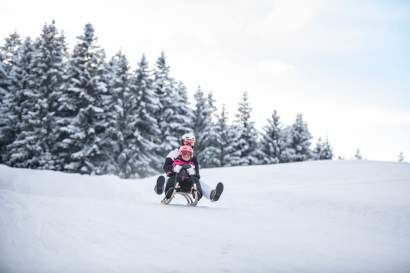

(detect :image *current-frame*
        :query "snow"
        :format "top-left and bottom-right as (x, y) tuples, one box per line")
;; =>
(1, 160), (410, 273)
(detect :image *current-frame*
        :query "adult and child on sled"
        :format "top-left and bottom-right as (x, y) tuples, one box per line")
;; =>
(154, 133), (224, 205)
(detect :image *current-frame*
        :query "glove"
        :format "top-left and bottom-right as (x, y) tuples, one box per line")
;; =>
(187, 167), (195, 176)
(173, 165), (182, 173)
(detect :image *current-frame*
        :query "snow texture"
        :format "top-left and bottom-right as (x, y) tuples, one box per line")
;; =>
(1, 160), (410, 273)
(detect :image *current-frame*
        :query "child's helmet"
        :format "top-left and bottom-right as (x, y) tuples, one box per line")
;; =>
(181, 133), (196, 146)
(179, 145), (193, 158)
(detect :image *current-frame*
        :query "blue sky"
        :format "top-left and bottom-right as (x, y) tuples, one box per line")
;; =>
(1, 0), (409, 161)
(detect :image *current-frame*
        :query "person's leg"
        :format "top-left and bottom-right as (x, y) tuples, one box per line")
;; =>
(192, 177), (203, 200)
(198, 179), (211, 199)
(164, 176), (176, 199)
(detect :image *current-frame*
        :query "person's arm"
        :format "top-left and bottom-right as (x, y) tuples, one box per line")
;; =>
(163, 158), (174, 176)
(163, 149), (178, 176)
(192, 156), (200, 179)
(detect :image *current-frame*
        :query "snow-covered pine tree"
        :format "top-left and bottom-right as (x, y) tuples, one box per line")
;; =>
(101, 52), (131, 176)
(174, 81), (194, 136)
(398, 152), (405, 163)
(200, 92), (220, 168)
(313, 137), (333, 160)
(31, 21), (67, 170)
(0, 32), (22, 163)
(5, 38), (43, 168)
(192, 86), (213, 166)
(278, 126), (294, 163)
(52, 53), (78, 171)
(0, 54), (10, 163)
(354, 149), (363, 160)
(153, 52), (181, 158)
(60, 24), (108, 174)
(0, 32), (22, 70)
(312, 138), (323, 160)
(281, 114), (312, 162)
(214, 104), (240, 167)
(260, 110), (282, 164)
(128, 54), (162, 177)
(233, 91), (261, 166)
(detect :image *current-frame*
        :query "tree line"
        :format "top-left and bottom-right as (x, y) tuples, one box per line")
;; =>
(0, 21), (333, 178)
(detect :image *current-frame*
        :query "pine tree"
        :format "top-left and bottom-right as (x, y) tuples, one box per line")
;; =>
(61, 23), (108, 174)
(0, 64), (10, 163)
(233, 91), (261, 165)
(128, 54), (162, 177)
(102, 52), (131, 176)
(174, 81), (194, 135)
(5, 38), (43, 168)
(0, 32), (22, 70)
(153, 52), (180, 157)
(278, 126), (294, 163)
(398, 152), (405, 163)
(354, 149), (363, 160)
(214, 105), (240, 166)
(32, 21), (67, 169)
(200, 92), (220, 168)
(0, 55), (10, 162)
(192, 86), (213, 166)
(260, 110), (282, 164)
(281, 114), (312, 162)
(313, 137), (333, 160)
(0, 32), (22, 163)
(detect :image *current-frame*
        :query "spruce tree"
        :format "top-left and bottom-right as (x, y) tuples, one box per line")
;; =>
(0, 55), (11, 163)
(61, 23), (108, 174)
(200, 92), (220, 168)
(192, 86), (213, 166)
(0, 32), (22, 70)
(129, 54), (162, 177)
(398, 152), (405, 163)
(0, 32), (22, 163)
(313, 137), (333, 160)
(174, 81), (194, 136)
(281, 114), (312, 162)
(153, 52), (180, 157)
(354, 149), (363, 160)
(32, 21), (67, 169)
(260, 110), (282, 164)
(214, 105), (240, 167)
(233, 91), (261, 165)
(279, 126), (294, 163)
(5, 38), (43, 168)
(102, 52), (131, 176)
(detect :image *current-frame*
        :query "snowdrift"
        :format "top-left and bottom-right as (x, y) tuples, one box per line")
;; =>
(1, 160), (410, 273)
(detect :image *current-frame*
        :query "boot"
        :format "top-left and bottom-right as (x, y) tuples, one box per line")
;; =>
(154, 176), (165, 195)
(210, 182), (224, 201)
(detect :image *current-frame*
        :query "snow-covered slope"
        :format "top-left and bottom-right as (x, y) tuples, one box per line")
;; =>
(1, 161), (410, 273)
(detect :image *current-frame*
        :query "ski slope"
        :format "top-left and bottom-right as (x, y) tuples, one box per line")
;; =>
(1, 160), (410, 273)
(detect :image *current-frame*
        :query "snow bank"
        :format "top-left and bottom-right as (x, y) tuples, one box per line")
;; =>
(1, 160), (410, 273)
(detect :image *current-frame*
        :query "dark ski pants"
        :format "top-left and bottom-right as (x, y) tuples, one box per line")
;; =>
(165, 176), (203, 200)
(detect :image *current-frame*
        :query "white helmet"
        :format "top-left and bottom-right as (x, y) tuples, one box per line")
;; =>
(181, 133), (196, 146)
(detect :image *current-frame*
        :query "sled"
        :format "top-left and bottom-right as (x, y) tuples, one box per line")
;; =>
(161, 181), (199, 206)
(161, 165), (200, 207)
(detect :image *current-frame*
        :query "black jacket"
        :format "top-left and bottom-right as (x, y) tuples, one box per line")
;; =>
(163, 155), (200, 178)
